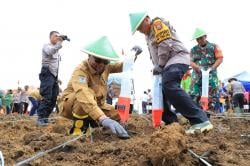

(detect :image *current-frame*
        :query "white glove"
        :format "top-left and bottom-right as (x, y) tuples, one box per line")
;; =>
(101, 118), (130, 139)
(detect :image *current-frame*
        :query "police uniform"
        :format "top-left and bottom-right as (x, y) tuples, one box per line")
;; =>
(129, 12), (209, 125)
(37, 42), (61, 124)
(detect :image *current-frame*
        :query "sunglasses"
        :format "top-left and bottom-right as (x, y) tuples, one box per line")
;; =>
(93, 57), (110, 65)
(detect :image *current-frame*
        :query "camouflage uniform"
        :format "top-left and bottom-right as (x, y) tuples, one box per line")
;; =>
(190, 42), (223, 110)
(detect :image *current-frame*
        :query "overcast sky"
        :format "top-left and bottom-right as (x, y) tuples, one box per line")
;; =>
(0, 0), (250, 97)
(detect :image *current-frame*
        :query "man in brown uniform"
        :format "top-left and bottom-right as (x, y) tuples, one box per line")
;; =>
(59, 36), (129, 139)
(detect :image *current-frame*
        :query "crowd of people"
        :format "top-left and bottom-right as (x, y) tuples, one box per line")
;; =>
(141, 89), (152, 114)
(139, 73), (250, 115)
(179, 71), (250, 114)
(0, 85), (64, 116)
(218, 79), (249, 113)
(0, 86), (42, 116)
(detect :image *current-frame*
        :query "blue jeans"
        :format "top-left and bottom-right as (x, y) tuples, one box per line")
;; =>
(142, 101), (147, 114)
(29, 97), (38, 116)
(37, 66), (59, 119)
(161, 64), (208, 125)
(6, 105), (11, 114)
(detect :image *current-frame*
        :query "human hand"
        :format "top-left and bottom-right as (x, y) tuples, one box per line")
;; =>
(153, 65), (164, 75)
(100, 118), (130, 139)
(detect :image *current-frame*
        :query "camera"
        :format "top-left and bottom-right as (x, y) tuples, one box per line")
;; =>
(60, 35), (70, 42)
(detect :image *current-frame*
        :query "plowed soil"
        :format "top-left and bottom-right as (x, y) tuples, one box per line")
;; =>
(0, 114), (249, 166)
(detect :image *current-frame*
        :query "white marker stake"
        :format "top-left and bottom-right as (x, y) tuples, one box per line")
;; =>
(152, 75), (163, 127)
(117, 55), (134, 124)
(200, 69), (211, 110)
(0, 151), (4, 166)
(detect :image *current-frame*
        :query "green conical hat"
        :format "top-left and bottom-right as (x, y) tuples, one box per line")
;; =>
(81, 36), (120, 61)
(192, 28), (207, 40)
(129, 12), (148, 34)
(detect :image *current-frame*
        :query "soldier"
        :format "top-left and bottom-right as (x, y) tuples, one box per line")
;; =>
(59, 36), (129, 139)
(190, 28), (223, 110)
(129, 12), (213, 134)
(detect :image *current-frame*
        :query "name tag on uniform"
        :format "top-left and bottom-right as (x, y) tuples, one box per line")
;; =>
(153, 19), (172, 44)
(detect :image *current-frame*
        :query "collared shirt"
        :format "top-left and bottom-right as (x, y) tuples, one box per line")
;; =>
(42, 42), (62, 77)
(62, 60), (123, 120)
(146, 17), (190, 68)
(20, 90), (29, 103)
(142, 94), (148, 102)
(229, 81), (246, 96)
(13, 92), (21, 103)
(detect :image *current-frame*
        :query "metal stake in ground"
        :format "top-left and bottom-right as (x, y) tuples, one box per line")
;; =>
(241, 134), (250, 138)
(0, 151), (4, 166)
(188, 149), (212, 166)
(15, 134), (85, 166)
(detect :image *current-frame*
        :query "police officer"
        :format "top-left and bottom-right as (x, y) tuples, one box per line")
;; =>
(37, 31), (64, 126)
(59, 36), (129, 139)
(129, 12), (213, 134)
(190, 28), (223, 110)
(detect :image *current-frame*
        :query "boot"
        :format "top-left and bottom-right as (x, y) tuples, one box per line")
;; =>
(70, 115), (88, 136)
(186, 121), (213, 134)
(234, 107), (240, 113)
(36, 117), (48, 127)
(240, 108), (244, 113)
(69, 114), (98, 136)
(234, 107), (243, 116)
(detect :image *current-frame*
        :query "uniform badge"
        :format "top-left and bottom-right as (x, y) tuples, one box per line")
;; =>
(153, 19), (172, 44)
(154, 21), (162, 30)
(79, 76), (86, 84)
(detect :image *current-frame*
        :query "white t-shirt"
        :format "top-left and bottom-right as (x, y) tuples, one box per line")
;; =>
(142, 94), (148, 102)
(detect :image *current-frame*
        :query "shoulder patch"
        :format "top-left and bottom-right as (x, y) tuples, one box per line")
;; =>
(153, 19), (172, 44)
(79, 76), (87, 84)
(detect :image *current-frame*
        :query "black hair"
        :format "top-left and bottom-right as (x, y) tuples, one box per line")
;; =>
(24, 85), (29, 90)
(49, 31), (59, 38)
(228, 78), (237, 83)
(144, 91), (147, 94)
